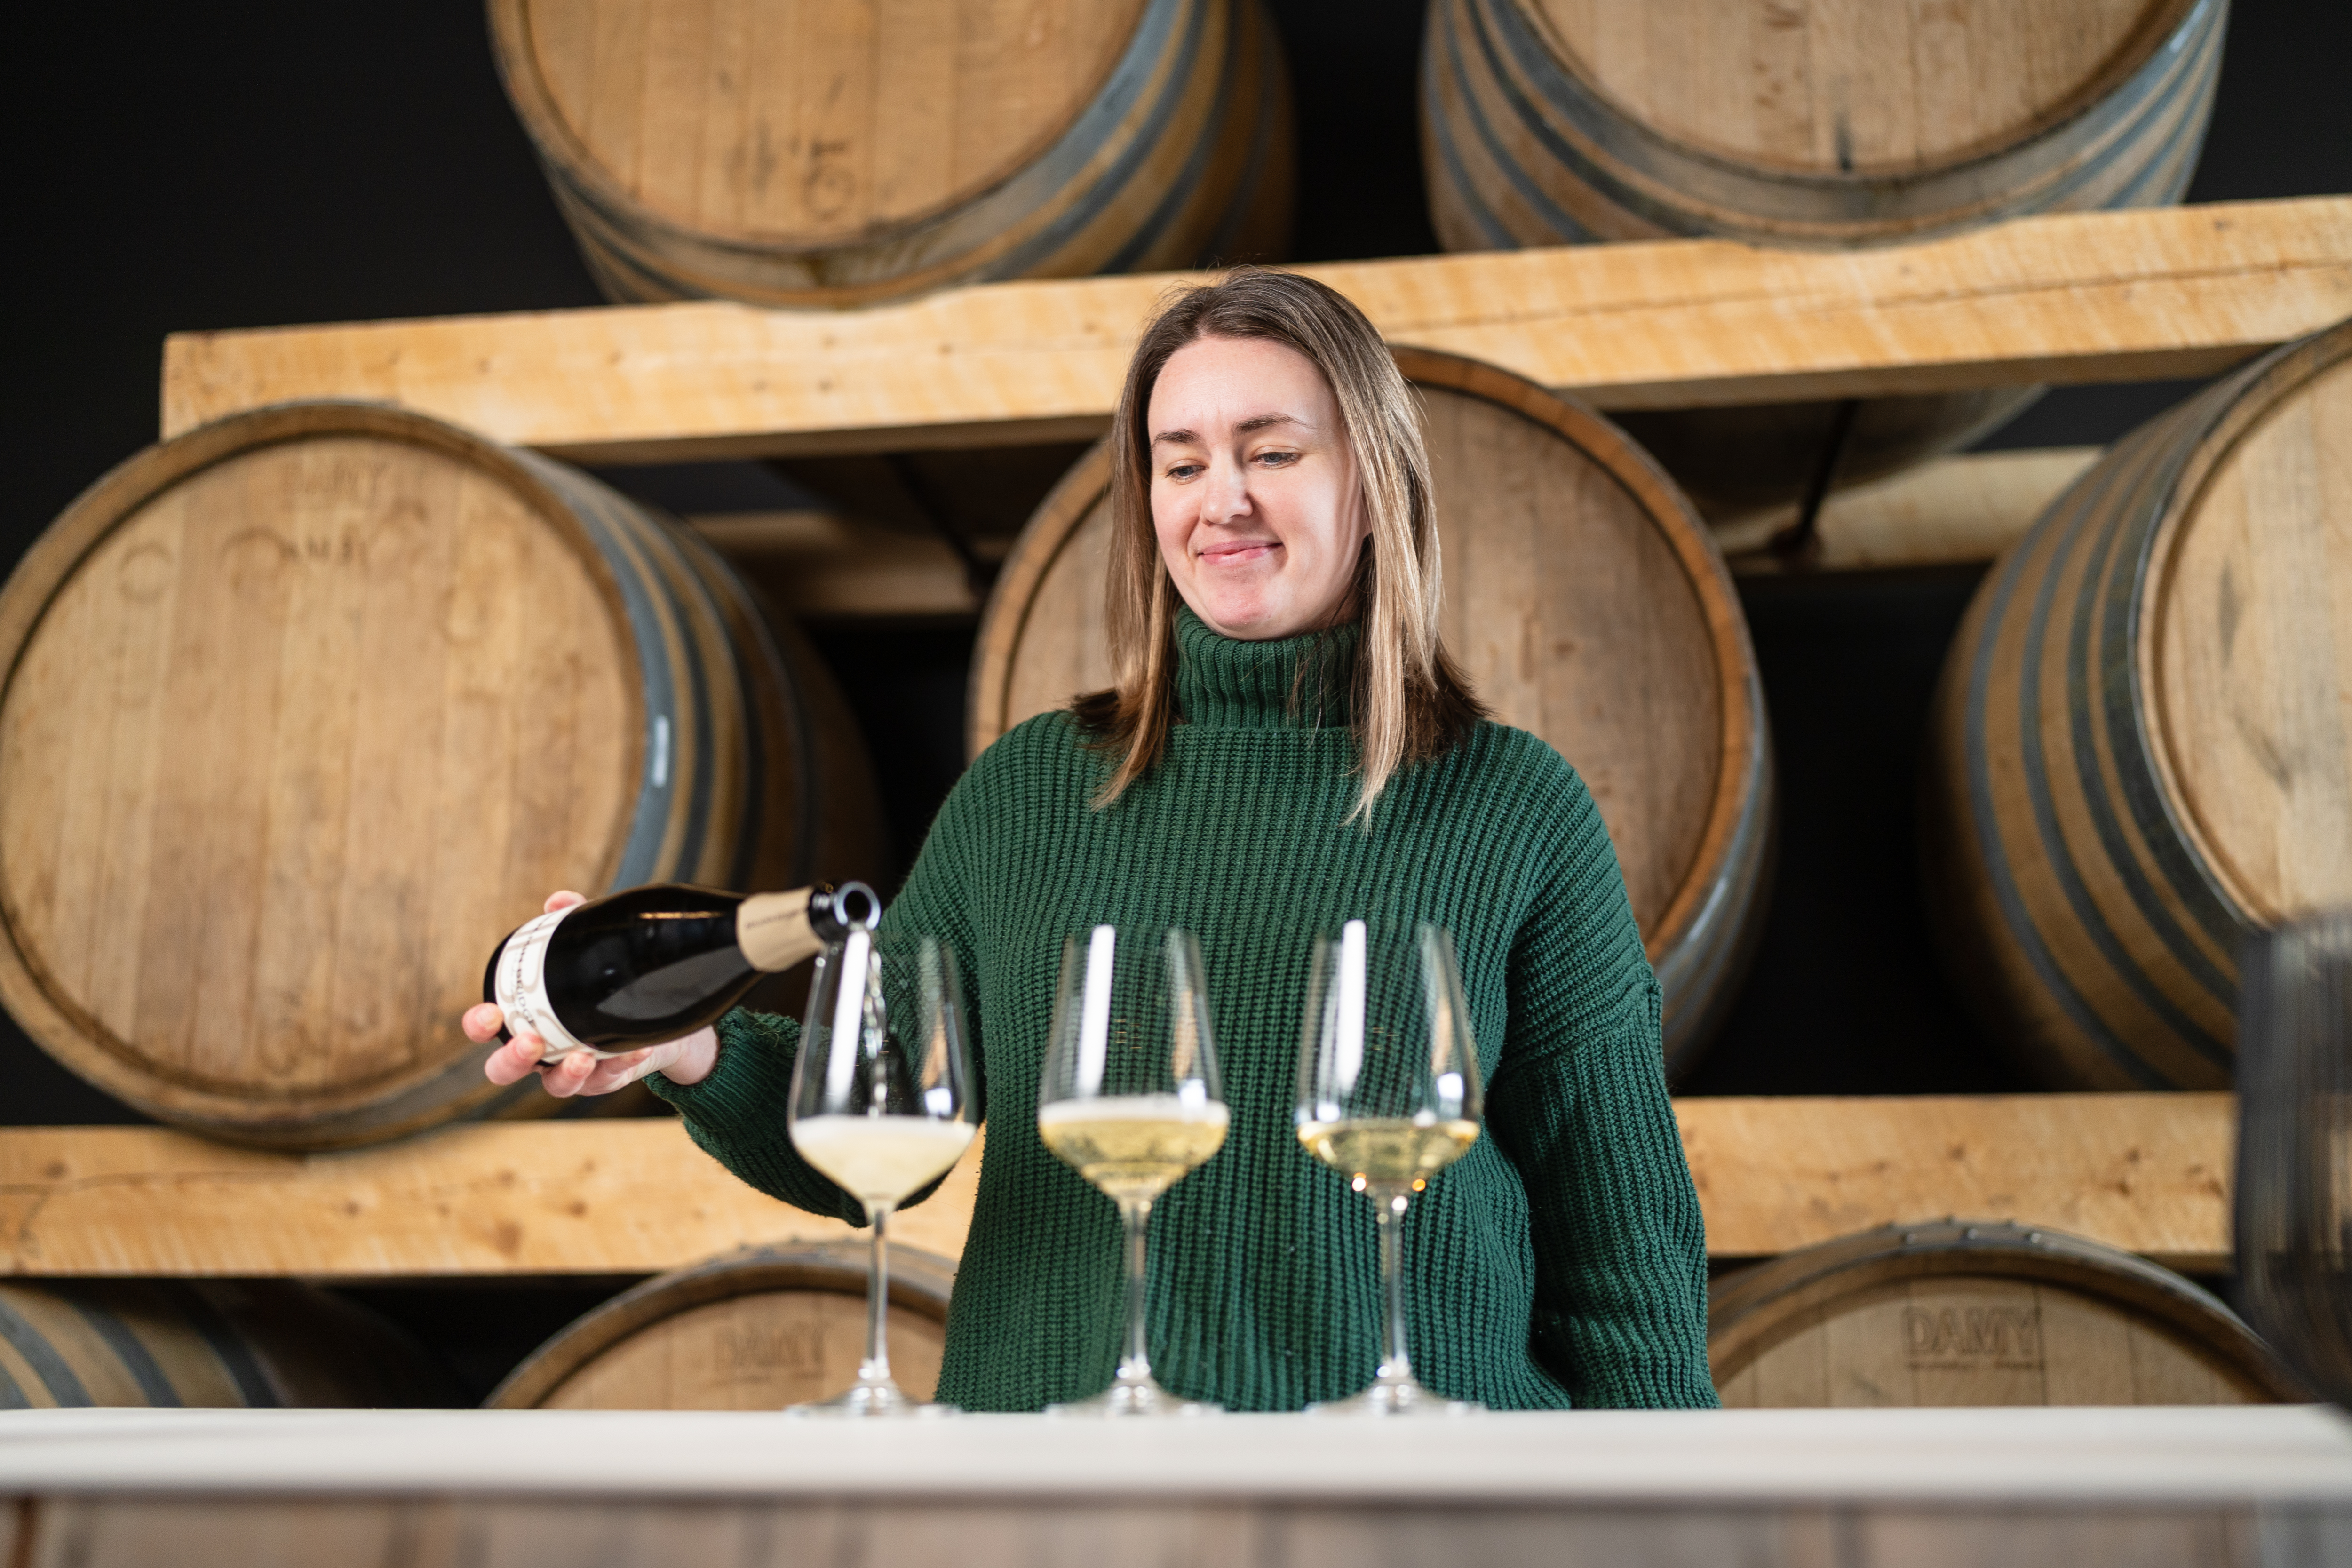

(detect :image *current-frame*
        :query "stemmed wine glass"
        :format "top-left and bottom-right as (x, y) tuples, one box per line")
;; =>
(1037, 925), (1229, 1415)
(1295, 919), (1484, 1415)
(786, 926), (977, 1416)
(2236, 912), (2352, 1405)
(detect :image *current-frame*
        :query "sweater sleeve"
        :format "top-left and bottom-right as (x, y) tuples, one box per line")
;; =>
(645, 763), (990, 1227)
(1481, 765), (1719, 1410)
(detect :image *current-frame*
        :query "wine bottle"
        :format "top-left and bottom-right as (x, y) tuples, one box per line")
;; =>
(484, 881), (880, 1060)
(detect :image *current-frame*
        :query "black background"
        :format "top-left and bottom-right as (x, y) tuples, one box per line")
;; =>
(4, 0), (2349, 1392)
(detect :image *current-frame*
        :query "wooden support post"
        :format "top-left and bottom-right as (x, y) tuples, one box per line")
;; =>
(158, 199), (2352, 464)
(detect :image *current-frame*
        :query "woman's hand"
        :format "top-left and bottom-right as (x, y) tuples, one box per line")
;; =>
(463, 890), (721, 1097)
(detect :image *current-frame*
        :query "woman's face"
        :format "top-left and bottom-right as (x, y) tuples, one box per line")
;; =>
(1147, 335), (1369, 641)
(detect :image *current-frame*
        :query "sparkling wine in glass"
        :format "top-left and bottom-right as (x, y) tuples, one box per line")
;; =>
(786, 927), (976, 1416)
(1295, 919), (1484, 1415)
(1037, 925), (1228, 1416)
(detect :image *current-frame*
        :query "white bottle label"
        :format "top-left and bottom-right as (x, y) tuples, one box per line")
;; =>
(492, 908), (602, 1061)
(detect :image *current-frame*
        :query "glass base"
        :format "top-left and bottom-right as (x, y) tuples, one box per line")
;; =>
(785, 1378), (956, 1419)
(1046, 1375), (1221, 1418)
(1307, 1377), (1482, 1417)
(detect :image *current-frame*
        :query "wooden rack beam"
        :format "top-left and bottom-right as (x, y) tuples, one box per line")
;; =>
(158, 199), (2352, 464)
(0, 1094), (2234, 1278)
(1720, 446), (2099, 572)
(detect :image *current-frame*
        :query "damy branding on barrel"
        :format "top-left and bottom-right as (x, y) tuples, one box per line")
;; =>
(1902, 1305), (2044, 1372)
(715, 1321), (829, 1380)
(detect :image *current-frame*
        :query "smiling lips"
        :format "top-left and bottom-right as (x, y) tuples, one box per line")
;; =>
(1199, 540), (1280, 567)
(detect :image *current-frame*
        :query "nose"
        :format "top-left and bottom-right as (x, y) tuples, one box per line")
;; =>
(1201, 454), (1253, 528)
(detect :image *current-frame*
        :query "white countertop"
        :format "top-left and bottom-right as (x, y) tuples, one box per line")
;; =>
(4, 1406), (2351, 1505)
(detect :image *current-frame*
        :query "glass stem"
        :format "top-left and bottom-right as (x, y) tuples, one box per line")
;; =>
(1116, 1196), (1155, 1386)
(1373, 1187), (1414, 1385)
(860, 1201), (893, 1387)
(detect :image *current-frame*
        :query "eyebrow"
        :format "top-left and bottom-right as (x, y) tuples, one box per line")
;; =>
(1150, 413), (1304, 446)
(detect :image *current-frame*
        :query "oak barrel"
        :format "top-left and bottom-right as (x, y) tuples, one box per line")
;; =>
(489, 0), (1295, 309)
(1923, 318), (2352, 1090)
(486, 1242), (955, 1409)
(968, 349), (1772, 1076)
(1712, 1220), (2295, 1407)
(1421, 0), (2228, 514)
(0, 402), (882, 1148)
(0, 1280), (449, 1408)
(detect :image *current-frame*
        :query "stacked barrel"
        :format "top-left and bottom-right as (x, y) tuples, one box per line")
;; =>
(1924, 320), (2352, 1090)
(0, 404), (883, 1149)
(1420, 0), (2229, 516)
(489, 0), (1294, 306)
(4, 0), (2336, 1417)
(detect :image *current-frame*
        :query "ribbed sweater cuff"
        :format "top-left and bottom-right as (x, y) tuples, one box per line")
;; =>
(645, 1009), (795, 1147)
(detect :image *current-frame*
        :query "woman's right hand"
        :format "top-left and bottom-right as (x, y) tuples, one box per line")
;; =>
(463, 890), (722, 1097)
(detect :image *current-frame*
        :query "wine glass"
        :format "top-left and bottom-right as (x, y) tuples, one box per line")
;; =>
(1036, 925), (1228, 1416)
(785, 927), (977, 1416)
(2236, 912), (2352, 1405)
(1295, 919), (1484, 1416)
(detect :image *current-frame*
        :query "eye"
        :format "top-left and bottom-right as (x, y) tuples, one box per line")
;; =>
(1164, 462), (1204, 482)
(1255, 449), (1301, 468)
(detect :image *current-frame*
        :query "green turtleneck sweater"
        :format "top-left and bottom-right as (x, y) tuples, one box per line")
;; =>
(650, 611), (1716, 1411)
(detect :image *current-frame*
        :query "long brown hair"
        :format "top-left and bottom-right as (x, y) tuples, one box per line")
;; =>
(1074, 268), (1484, 820)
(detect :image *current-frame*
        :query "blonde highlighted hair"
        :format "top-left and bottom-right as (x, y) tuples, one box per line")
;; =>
(1073, 268), (1484, 819)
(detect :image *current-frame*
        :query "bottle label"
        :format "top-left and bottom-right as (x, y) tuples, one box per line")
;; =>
(492, 908), (601, 1061)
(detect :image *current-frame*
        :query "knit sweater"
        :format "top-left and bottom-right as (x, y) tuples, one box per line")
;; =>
(650, 610), (1717, 1412)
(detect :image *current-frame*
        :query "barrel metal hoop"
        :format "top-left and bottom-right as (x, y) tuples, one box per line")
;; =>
(0, 1295), (90, 1405)
(1420, 1), (1536, 251)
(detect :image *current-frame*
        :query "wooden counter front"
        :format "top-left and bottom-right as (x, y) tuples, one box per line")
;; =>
(2, 1406), (2347, 1568)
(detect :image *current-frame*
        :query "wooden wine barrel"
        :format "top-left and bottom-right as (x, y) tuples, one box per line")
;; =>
(1420, 0), (2227, 514)
(1423, 0), (2224, 250)
(489, 0), (1295, 310)
(0, 1280), (449, 1408)
(1923, 319), (2352, 1090)
(486, 1242), (956, 1409)
(969, 349), (1771, 1077)
(0, 402), (882, 1149)
(1712, 1220), (2296, 1407)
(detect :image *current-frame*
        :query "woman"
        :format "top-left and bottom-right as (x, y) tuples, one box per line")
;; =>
(466, 269), (1716, 1412)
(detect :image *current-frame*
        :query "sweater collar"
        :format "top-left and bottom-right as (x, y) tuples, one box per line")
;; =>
(1173, 605), (1360, 730)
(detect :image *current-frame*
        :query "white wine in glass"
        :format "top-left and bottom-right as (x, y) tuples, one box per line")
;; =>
(1295, 919), (1484, 1416)
(1037, 926), (1227, 1416)
(786, 927), (976, 1416)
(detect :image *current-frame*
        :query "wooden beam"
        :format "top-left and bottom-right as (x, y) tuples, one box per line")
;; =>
(0, 1121), (985, 1280)
(159, 199), (2352, 464)
(687, 512), (985, 619)
(1678, 1094), (2234, 1274)
(1721, 447), (2101, 573)
(0, 1094), (2233, 1278)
